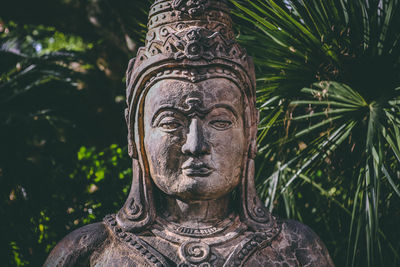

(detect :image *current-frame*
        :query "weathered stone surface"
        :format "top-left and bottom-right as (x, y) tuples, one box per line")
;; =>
(45, 1), (334, 266)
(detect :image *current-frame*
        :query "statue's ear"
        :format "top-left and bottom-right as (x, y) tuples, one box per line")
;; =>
(116, 159), (155, 232)
(125, 108), (138, 159)
(125, 58), (139, 159)
(248, 109), (259, 159)
(126, 57), (136, 87)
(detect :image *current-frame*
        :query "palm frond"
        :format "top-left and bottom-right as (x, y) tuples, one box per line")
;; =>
(231, 0), (400, 265)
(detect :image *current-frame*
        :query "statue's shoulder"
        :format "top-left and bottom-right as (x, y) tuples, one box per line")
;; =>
(279, 219), (326, 248)
(44, 222), (109, 267)
(276, 219), (334, 266)
(239, 219), (334, 266)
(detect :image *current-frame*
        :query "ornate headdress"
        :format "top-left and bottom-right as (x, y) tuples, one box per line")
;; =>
(117, 0), (275, 232)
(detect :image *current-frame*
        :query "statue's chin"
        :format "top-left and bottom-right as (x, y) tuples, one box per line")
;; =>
(155, 174), (237, 201)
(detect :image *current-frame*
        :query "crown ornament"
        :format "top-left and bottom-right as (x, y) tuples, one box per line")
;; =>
(136, 0), (244, 66)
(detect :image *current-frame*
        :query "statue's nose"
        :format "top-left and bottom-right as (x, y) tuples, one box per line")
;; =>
(181, 118), (210, 156)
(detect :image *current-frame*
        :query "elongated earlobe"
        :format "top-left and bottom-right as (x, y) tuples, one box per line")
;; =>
(116, 159), (156, 232)
(240, 158), (275, 231)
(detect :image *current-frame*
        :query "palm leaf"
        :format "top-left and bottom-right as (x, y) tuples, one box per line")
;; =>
(231, 1), (400, 264)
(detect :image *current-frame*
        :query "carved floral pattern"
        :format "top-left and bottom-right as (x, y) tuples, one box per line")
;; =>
(137, 26), (245, 65)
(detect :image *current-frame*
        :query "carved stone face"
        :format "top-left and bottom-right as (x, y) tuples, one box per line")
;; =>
(143, 78), (246, 201)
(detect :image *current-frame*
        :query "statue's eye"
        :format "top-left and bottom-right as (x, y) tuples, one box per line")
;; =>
(209, 120), (232, 130)
(158, 118), (183, 132)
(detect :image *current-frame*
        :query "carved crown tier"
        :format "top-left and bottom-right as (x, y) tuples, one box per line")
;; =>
(140, 24), (244, 61)
(138, 0), (244, 63)
(148, 0), (231, 29)
(128, 0), (251, 88)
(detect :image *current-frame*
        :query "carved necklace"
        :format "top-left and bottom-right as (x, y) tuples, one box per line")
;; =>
(155, 213), (237, 238)
(150, 215), (247, 267)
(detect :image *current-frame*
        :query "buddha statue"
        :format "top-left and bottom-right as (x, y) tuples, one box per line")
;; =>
(44, 0), (334, 266)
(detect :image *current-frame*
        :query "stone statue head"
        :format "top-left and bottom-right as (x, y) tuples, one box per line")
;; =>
(116, 0), (274, 233)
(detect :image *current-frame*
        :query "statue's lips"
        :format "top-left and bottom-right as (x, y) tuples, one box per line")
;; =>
(181, 161), (214, 177)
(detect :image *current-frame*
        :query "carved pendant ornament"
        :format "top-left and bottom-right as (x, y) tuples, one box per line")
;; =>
(44, 1), (335, 266)
(178, 241), (211, 267)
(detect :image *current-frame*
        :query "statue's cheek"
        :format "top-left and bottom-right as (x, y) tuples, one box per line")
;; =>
(147, 130), (184, 149)
(147, 132), (185, 173)
(208, 129), (244, 153)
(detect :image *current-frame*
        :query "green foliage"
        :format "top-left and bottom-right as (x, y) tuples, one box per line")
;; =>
(1, 2), (152, 265)
(39, 32), (93, 55)
(0, 21), (84, 266)
(68, 144), (132, 226)
(231, 0), (400, 266)
(0, 13), (141, 265)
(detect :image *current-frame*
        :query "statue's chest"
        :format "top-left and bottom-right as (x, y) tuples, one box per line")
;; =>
(91, 230), (300, 267)
(94, 215), (297, 267)
(91, 236), (300, 267)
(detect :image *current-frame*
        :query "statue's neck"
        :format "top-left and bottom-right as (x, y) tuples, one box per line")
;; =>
(159, 195), (233, 228)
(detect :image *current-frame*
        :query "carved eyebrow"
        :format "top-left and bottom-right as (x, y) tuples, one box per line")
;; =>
(152, 104), (238, 122)
(211, 104), (239, 119)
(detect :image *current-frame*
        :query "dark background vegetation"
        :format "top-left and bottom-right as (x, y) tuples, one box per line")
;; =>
(1, 0), (399, 266)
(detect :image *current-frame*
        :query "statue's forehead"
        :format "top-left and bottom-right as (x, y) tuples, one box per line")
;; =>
(145, 78), (243, 111)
